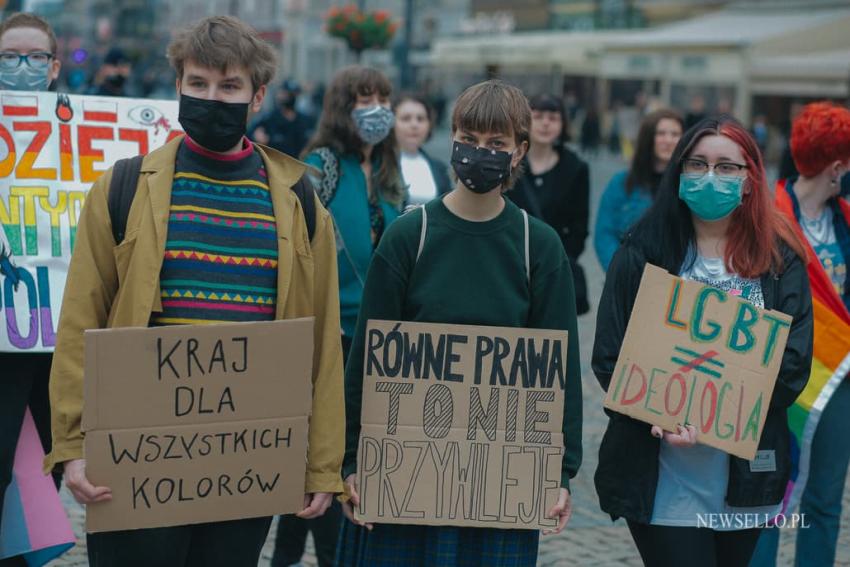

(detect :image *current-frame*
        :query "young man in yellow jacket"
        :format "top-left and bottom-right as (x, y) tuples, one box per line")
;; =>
(44, 16), (344, 566)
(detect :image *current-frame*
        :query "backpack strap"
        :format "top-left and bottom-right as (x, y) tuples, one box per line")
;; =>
(107, 153), (318, 244)
(416, 205), (428, 262)
(291, 174), (317, 242)
(414, 204), (530, 285)
(521, 209), (530, 283)
(108, 154), (145, 244)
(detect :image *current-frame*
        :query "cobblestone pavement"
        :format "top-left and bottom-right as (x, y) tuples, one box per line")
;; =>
(48, 151), (850, 566)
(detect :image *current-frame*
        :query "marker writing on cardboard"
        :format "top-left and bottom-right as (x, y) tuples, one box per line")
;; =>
(156, 336), (248, 418)
(664, 279), (790, 367)
(366, 326), (565, 389)
(108, 427), (293, 465)
(375, 382), (556, 445)
(357, 436), (562, 526)
(131, 470), (281, 510)
(610, 362), (764, 441)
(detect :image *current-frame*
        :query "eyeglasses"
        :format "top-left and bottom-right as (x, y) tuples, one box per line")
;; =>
(0, 51), (53, 70)
(682, 158), (747, 177)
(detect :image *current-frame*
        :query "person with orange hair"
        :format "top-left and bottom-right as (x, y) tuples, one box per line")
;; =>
(750, 102), (850, 567)
(593, 115), (812, 567)
(784, 102), (850, 311)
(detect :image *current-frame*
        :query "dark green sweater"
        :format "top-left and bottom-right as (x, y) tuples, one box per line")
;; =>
(342, 197), (582, 489)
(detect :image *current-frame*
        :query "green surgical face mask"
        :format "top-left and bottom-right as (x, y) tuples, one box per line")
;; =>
(678, 171), (744, 222)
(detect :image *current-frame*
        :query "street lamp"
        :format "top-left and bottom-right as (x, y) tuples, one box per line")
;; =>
(399, 0), (415, 88)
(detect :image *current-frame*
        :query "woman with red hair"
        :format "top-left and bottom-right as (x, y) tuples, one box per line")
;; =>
(750, 102), (850, 567)
(592, 115), (812, 566)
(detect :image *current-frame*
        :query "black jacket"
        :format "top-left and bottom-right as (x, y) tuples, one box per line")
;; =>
(591, 238), (813, 523)
(509, 147), (590, 314)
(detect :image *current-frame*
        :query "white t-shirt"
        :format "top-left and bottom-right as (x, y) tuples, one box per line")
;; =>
(802, 206), (847, 297)
(400, 151), (438, 205)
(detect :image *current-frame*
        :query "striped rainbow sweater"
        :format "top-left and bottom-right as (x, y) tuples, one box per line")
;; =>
(150, 137), (278, 326)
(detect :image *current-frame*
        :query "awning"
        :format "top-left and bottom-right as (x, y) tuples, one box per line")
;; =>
(750, 49), (850, 98)
(430, 30), (623, 74)
(604, 7), (850, 50)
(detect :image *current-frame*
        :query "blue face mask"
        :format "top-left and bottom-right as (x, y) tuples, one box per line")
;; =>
(351, 105), (394, 145)
(0, 64), (49, 91)
(678, 171), (744, 222)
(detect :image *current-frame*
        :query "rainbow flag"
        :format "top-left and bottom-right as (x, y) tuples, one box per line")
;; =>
(776, 182), (850, 513)
(0, 409), (74, 565)
(786, 301), (850, 511)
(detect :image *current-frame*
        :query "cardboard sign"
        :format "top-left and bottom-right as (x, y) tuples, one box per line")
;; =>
(603, 264), (792, 460)
(356, 320), (567, 530)
(0, 91), (180, 352)
(82, 318), (313, 532)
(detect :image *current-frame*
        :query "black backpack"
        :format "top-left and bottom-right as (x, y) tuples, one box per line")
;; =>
(107, 155), (317, 244)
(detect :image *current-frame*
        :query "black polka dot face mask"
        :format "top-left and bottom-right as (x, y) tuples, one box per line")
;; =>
(450, 141), (513, 194)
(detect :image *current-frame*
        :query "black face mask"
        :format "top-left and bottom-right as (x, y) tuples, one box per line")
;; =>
(277, 94), (296, 110)
(104, 74), (126, 89)
(450, 141), (513, 194)
(178, 93), (249, 153)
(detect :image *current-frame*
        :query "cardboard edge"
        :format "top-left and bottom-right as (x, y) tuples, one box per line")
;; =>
(81, 330), (99, 432)
(366, 319), (569, 339)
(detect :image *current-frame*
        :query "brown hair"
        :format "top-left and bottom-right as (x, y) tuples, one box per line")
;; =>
(166, 16), (276, 92)
(0, 13), (57, 54)
(528, 93), (570, 144)
(451, 80), (530, 189)
(392, 92), (436, 141)
(626, 108), (684, 196)
(304, 65), (405, 205)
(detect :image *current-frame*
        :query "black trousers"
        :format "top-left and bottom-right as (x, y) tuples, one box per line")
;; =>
(271, 501), (342, 567)
(270, 334), (350, 567)
(627, 521), (762, 567)
(87, 517), (272, 567)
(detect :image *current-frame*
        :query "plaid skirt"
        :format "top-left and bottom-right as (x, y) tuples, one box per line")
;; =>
(334, 518), (539, 567)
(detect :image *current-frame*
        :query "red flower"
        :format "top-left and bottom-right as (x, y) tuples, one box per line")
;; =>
(326, 6), (395, 51)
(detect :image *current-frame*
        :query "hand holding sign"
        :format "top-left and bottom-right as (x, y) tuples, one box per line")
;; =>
(63, 459), (111, 505)
(650, 424), (698, 448)
(542, 488), (572, 536)
(341, 474), (373, 530)
(604, 264), (792, 460)
(297, 492), (334, 520)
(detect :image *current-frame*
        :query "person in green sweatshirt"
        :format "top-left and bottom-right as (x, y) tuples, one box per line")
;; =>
(336, 80), (583, 567)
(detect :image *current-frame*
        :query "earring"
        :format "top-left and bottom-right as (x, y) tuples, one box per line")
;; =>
(831, 178), (837, 186)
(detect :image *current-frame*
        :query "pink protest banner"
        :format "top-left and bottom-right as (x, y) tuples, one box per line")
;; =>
(0, 409), (75, 565)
